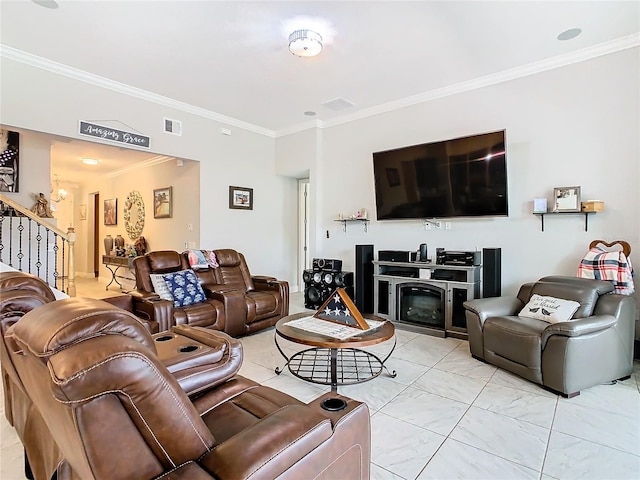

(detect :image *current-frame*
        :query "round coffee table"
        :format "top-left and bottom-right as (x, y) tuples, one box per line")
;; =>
(274, 312), (397, 392)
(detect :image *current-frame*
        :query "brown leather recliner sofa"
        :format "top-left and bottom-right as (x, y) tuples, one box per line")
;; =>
(463, 275), (636, 397)
(133, 249), (289, 337)
(5, 297), (371, 480)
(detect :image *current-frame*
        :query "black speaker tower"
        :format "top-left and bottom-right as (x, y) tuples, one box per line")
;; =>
(482, 247), (502, 298)
(355, 244), (374, 313)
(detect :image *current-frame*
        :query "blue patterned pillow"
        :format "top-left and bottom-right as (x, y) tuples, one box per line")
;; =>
(162, 269), (206, 308)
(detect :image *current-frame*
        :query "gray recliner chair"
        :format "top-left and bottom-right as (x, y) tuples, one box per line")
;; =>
(464, 276), (636, 397)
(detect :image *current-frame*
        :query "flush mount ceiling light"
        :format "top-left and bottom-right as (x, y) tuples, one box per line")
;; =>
(289, 29), (323, 57)
(557, 28), (582, 41)
(81, 158), (99, 165)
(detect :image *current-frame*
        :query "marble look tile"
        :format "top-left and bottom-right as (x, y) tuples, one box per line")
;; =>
(391, 335), (459, 367)
(370, 463), (406, 480)
(553, 402), (640, 455)
(412, 368), (488, 404)
(558, 380), (640, 420)
(377, 357), (431, 386)
(543, 430), (640, 480)
(450, 406), (549, 471)
(338, 376), (408, 412)
(418, 438), (539, 480)
(0, 438), (24, 480)
(238, 360), (279, 384)
(433, 352), (497, 380)
(381, 386), (470, 436)
(473, 383), (557, 428)
(371, 412), (445, 480)
(488, 367), (558, 398)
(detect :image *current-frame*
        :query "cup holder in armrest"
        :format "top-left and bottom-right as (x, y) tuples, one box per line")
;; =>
(178, 345), (200, 353)
(320, 398), (347, 411)
(155, 335), (175, 342)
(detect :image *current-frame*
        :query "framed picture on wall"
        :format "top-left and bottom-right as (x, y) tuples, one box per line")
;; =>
(553, 186), (581, 212)
(79, 204), (87, 220)
(104, 198), (117, 225)
(153, 186), (172, 218)
(229, 186), (253, 210)
(0, 129), (19, 192)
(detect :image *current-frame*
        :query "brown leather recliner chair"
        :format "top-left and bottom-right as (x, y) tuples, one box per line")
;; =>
(464, 275), (636, 397)
(6, 298), (371, 480)
(133, 250), (226, 333)
(191, 249), (290, 337)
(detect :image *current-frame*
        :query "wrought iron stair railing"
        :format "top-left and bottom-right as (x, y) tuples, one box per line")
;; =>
(0, 193), (76, 296)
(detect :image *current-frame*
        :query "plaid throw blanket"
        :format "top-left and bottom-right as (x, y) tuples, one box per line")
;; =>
(577, 247), (634, 295)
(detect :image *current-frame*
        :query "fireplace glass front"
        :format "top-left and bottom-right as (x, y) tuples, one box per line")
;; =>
(397, 282), (446, 330)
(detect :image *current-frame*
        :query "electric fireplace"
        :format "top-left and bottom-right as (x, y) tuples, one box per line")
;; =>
(397, 282), (446, 330)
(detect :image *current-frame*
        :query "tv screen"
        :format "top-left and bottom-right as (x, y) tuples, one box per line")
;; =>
(373, 130), (508, 220)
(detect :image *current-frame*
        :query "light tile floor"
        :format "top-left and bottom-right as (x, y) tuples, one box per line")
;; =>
(1, 277), (639, 479)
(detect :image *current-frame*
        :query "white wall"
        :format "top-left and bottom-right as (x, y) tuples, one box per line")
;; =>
(277, 48), (640, 296)
(0, 57), (298, 286)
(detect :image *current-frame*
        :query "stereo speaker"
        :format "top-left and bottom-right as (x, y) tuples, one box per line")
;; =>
(303, 268), (353, 309)
(482, 247), (502, 298)
(312, 258), (342, 272)
(355, 244), (374, 314)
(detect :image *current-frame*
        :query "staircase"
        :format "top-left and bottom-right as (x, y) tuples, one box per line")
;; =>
(0, 193), (76, 296)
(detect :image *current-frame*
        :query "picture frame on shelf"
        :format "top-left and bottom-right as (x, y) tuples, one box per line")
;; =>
(104, 198), (117, 225)
(229, 186), (253, 210)
(553, 186), (581, 212)
(153, 186), (172, 219)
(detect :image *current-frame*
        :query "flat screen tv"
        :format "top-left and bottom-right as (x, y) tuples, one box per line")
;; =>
(373, 130), (508, 220)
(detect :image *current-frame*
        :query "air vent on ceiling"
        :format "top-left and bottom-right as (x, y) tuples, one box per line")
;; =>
(164, 118), (182, 136)
(321, 97), (355, 111)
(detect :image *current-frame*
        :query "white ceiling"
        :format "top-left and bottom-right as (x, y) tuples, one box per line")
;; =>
(1, 1), (639, 179)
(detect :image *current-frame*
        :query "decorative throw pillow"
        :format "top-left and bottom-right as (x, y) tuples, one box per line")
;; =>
(186, 250), (209, 270)
(518, 294), (580, 323)
(162, 269), (206, 308)
(149, 274), (174, 301)
(203, 250), (219, 268)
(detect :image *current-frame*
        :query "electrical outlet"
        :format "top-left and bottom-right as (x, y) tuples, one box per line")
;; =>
(184, 242), (188, 249)
(425, 222), (432, 231)
(435, 221), (442, 229)
(445, 221), (452, 230)
(188, 241), (196, 249)
(187, 223), (193, 231)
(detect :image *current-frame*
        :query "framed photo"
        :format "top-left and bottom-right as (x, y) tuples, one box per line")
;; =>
(0, 129), (19, 192)
(153, 186), (172, 218)
(553, 186), (581, 212)
(229, 186), (253, 210)
(79, 204), (87, 220)
(104, 198), (117, 225)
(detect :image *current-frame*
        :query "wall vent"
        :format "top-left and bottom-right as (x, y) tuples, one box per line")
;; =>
(164, 118), (182, 136)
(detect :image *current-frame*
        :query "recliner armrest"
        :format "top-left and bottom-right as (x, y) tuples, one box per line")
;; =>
(132, 295), (174, 333)
(542, 314), (618, 347)
(203, 287), (247, 337)
(200, 405), (333, 479)
(463, 297), (524, 324)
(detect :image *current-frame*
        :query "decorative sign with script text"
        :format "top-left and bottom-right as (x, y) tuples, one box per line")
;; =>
(78, 121), (150, 148)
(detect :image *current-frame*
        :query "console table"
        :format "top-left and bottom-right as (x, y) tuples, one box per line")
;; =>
(102, 255), (135, 290)
(373, 260), (481, 339)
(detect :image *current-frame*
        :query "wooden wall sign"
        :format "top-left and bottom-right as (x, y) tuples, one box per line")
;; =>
(79, 121), (150, 148)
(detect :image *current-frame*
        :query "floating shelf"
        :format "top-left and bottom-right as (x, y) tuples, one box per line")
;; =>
(533, 211), (595, 232)
(334, 218), (369, 232)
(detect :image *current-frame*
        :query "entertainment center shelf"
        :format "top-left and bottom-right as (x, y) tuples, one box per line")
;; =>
(373, 260), (480, 339)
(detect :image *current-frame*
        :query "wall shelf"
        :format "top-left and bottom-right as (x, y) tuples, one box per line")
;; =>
(334, 218), (369, 232)
(534, 211), (595, 232)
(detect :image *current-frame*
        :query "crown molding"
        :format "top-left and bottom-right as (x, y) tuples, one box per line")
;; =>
(0, 44), (275, 138)
(2, 34), (637, 141)
(275, 33), (640, 136)
(105, 155), (174, 178)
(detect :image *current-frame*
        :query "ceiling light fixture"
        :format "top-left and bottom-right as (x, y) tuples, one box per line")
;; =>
(81, 158), (99, 165)
(289, 29), (323, 57)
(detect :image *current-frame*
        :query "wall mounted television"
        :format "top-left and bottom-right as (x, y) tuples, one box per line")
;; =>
(373, 130), (508, 220)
